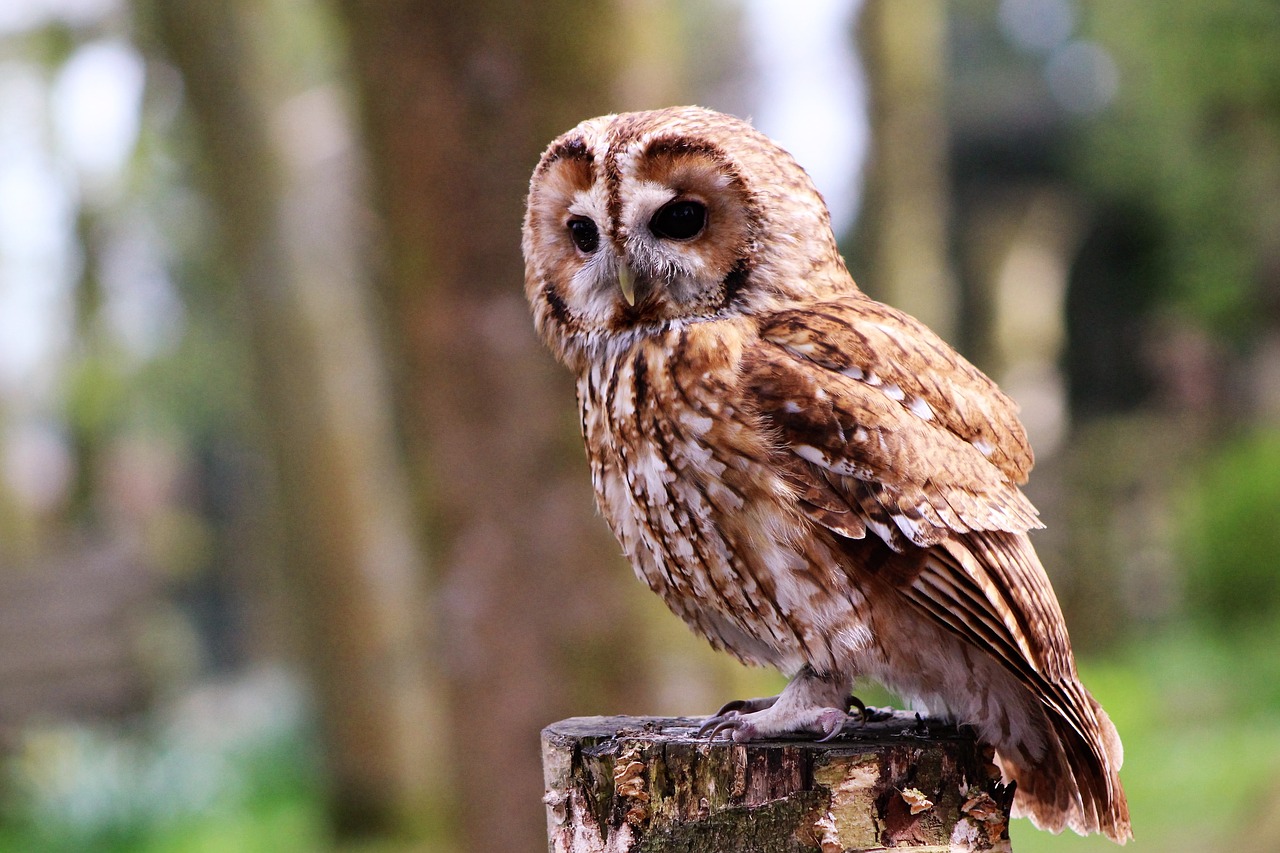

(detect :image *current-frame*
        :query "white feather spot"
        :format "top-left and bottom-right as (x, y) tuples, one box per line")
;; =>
(841, 365), (864, 381)
(834, 624), (873, 655)
(682, 412), (713, 435)
(786, 341), (820, 356)
(708, 482), (745, 512)
(972, 438), (995, 457)
(907, 396), (935, 421)
(882, 382), (905, 401)
(865, 517), (896, 547)
(611, 374), (635, 418)
(863, 371), (881, 387)
(892, 512), (932, 546)
(794, 444), (828, 467)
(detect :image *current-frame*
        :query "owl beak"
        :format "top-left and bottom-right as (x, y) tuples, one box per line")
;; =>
(618, 265), (637, 306)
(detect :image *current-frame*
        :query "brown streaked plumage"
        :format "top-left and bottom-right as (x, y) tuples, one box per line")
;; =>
(522, 106), (1130, 843)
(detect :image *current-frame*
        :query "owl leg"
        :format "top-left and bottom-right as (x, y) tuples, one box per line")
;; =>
(701, 689), (886, 729)
(698, 665), (854, 743)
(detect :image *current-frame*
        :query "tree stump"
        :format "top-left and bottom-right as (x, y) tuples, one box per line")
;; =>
(542, 713), (1013, 853)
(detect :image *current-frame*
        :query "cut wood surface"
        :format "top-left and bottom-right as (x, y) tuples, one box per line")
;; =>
(542, 713), (1014, 853)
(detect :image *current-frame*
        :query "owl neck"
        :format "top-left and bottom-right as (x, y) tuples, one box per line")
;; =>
(568, 313), (755, 381)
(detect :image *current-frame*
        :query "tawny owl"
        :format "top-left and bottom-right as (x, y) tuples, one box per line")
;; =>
(522, 106), (1130, 843)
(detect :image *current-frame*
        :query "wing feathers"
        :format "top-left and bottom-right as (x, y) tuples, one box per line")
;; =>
(745, 297), (1042, 549)
(895, 532), (1130, 841)
(758, 298), (1035, 483)
(744, 296), (1129, 841)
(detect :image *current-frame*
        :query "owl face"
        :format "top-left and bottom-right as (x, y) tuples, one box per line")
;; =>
(523, 107), (846, 366)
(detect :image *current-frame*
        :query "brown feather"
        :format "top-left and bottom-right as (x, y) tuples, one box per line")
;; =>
(523, 106), (1131, 844)
(746, 301), (1128, 840)
(744, 298), (1042, 548)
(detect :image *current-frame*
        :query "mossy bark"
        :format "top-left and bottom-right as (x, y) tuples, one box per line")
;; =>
(543, 714), (1013, 853)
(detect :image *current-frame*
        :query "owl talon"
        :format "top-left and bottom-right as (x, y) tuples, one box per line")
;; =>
(698, 702), (851, 743)
(699, 694), (782, 737)
(861, 705), (895, 723)
(846, 695), (894, 723)
(701, 715), (761, 742)
(697, 710), (742, 738)
(699, 706), (850, 743)
(711, 695), (780, 719)
(815, 708), (851, 742)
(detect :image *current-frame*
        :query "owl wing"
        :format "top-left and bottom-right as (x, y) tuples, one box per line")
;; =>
(747, 295), (1039, 546)
(742, 295), (1077, 685)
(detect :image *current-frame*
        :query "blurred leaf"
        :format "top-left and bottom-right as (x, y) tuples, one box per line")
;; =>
(1180, 428), (1280, 628)
(1078, 0), (1280, 341)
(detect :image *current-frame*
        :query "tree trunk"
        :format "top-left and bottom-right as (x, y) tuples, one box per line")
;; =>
(857, 0), (957, 344)
(336, 2), (670, 850)
(543, 714), (1014, 852)
(143, 0), (441, 836)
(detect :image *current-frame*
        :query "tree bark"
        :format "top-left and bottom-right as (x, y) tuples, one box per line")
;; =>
(857, 0), (957, 344)
(543, 714), (1014, 853)
(142, 0), (440, 836)
(335, 2), (669, 850)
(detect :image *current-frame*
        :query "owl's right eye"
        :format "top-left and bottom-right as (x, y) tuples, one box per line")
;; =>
(567, 217), (599, 253)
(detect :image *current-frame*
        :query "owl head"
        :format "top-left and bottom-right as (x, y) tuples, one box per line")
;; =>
(522, 106), (854, 368)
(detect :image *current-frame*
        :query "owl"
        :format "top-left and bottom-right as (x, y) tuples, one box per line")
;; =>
(522, 106), (1130, 843)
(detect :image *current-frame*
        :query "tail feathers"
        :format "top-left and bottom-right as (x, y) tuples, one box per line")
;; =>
(1000, 690), (1131, 843)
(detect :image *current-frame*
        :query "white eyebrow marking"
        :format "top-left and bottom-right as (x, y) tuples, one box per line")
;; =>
(569, 183), (610, 224)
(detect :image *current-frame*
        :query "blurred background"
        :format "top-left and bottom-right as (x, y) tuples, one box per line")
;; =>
(0, 0), (1278, 850)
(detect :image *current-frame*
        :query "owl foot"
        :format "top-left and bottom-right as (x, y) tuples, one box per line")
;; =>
(697, 665), (856, 743)
(699, 703), (849, 742)
(696, 695), (777, 738)
(847, 694), (894, 723)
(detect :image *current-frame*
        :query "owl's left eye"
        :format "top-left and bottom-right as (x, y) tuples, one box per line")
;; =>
(568, 217), (599, 253)
(650, 199), (706, 241)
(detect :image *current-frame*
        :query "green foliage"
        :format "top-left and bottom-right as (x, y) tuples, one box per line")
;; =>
(1078, 0), (1280, 341)
(1179, 428), (1280, 629)
(1013, 622), (1280, 851)
(0, 676), (325, 853)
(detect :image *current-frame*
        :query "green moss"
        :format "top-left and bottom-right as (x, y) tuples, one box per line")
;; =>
(635, 791), (827, 853)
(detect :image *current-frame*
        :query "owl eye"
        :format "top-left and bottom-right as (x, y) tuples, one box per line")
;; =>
(567, 217), (599, 253)
(650, 199), (706, 241)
